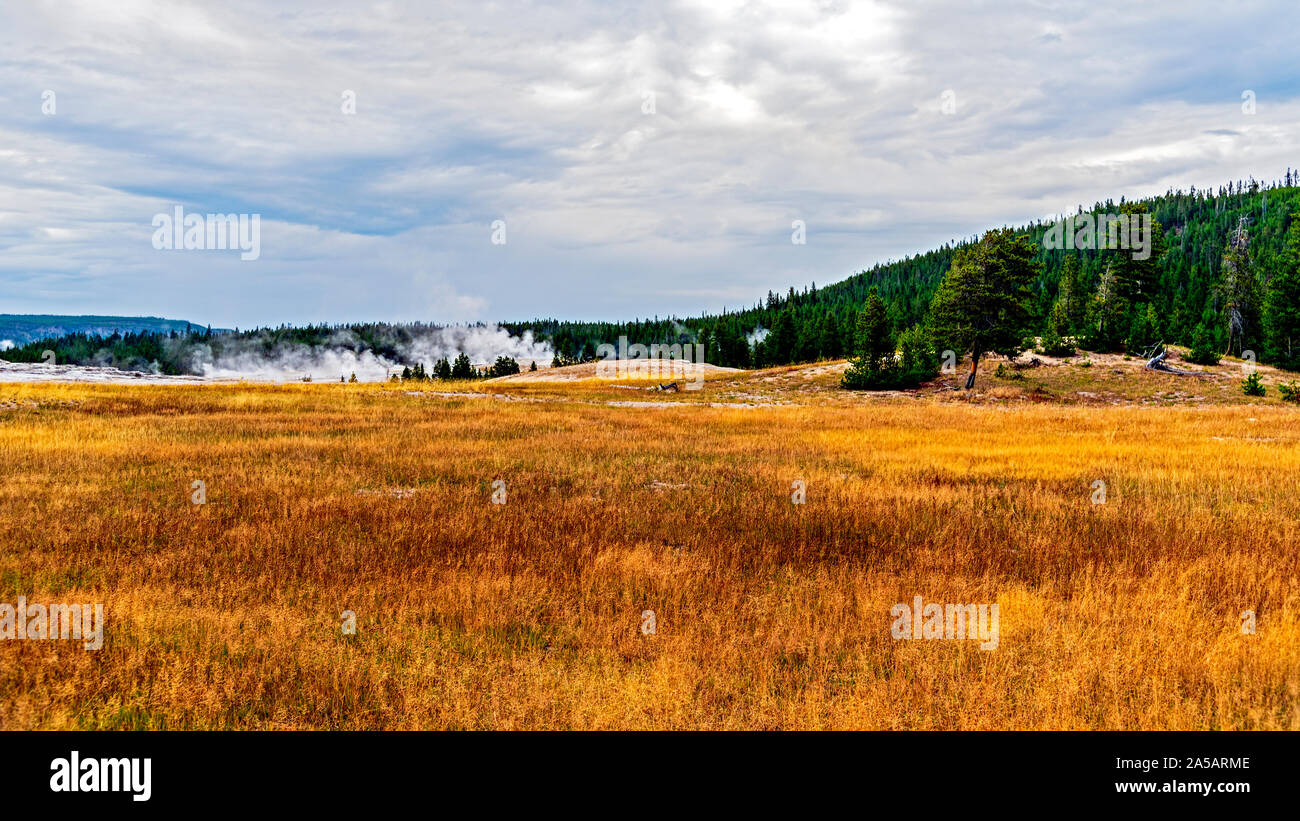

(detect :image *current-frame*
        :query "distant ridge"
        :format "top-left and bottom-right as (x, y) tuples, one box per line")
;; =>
(0, 315), (229, 348)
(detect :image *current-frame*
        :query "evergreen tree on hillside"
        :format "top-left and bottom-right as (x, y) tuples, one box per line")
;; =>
(766, 310), (797, 364)
(1083, 207), (1169, 353)
(1125, 303), (1161, 354)
(1187, 321), (1220, 365)
(714, 321), (749, 368)
(1107, 205), (1167, 302)
(820, 311), (842, 359)
(896, 323), (939, 383)
(1085, 260), (1127, 351)
(842, 290), (896, 389)
(927, 229), (1041, 389)
(1056, 253), (1085, 335)
(1265, 211), (1300, 369)
(1039, 299), (1075, 357)
(792, 313), (819, 363)
(695, 326), (713, 365)
(852, 289), (893, 369)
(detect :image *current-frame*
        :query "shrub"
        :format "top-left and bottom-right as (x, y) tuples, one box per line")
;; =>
(896, 324), (939, 384)
(1186, 323), (1220, 366)
(487, 356), (521, 378)
(841, 358), (898, 390)
(994, 362), (1024, 380)
(1037, 327), (1075, 358)
(842, 322), (938, 391)
(1241, 371), (1266, 397)
(1278, 381), (1300, 403)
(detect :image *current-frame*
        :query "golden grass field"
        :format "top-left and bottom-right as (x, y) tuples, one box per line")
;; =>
(1, 357), (1298, 729)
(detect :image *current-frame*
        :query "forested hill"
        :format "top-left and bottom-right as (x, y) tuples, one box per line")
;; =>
(506, 175), (1300, 368)
(0, 315), (222, 348)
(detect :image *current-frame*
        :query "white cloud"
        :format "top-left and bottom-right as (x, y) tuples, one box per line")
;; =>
(0, 0), (1296, 327)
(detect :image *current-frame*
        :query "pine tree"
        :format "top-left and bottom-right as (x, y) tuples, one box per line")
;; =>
(488, 356), (520, 377)
(451, 352), (474, 379)
(1125, 303), (1160, 354)
(1264, 210), (1300, 369)
(853, 290), (892, 367)
(1085, 261), (1126, 351)
(896, 323), (938, 382)
(1040, 300), (1075, 357)
(927, 229), (1041, 389)
(767, 310), (797, 364)
(820, 311), (842, 359)
(842, 290), (896, 388)
(1106, 205), (1166, 302)
(1187, 322), (1220, 365)
(695, 326), (714, 365)
(1056, 254), (1085, 334)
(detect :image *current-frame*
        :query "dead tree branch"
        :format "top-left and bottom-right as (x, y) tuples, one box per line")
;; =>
(1143, 342), (1207, 377)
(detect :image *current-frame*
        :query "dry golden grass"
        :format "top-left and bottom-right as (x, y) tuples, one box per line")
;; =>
(1, 375), (1297, 729)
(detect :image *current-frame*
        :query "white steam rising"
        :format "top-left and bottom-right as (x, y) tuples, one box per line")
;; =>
(192, 324), (553, 382)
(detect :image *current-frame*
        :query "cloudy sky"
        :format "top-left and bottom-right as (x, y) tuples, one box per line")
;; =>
(1, 0), (1297, 328)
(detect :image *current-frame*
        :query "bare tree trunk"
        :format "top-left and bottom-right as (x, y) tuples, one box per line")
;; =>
(965, 349), (980, 390)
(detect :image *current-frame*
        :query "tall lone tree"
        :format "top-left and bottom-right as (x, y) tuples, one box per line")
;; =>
(927, 228), (1041, 389)
(1218, 217), (1260, 358)
(853, 289), (894, 370)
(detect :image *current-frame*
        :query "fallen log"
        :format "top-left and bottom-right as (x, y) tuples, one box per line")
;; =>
(1143, 343), (1207, 377)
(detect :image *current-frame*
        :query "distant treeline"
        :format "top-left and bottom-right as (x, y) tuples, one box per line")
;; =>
(6, 174), (1300, 376)
(0, 322), (530, 376)
(2, 326), (214, 374)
